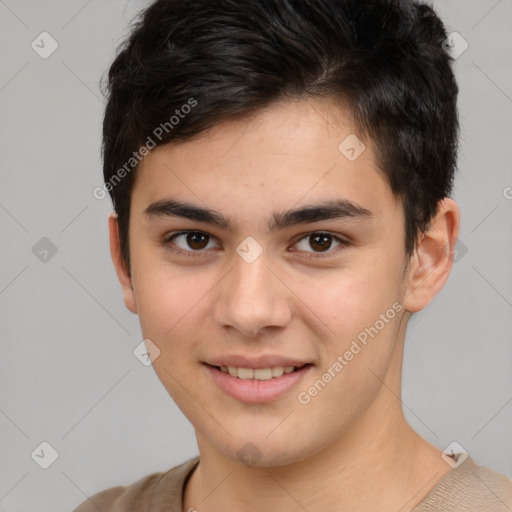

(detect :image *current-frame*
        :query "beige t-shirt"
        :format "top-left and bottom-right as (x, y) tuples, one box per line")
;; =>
(73, 455), (512, 511)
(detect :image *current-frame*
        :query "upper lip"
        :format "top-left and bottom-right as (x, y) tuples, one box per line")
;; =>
(205, 355), (311, 369)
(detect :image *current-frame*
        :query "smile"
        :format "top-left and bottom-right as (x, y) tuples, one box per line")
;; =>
(204, 363), (313, 403)
(216, 364), (304, 380)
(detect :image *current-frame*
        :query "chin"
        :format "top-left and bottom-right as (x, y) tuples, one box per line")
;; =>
(212, 431), (313, 469)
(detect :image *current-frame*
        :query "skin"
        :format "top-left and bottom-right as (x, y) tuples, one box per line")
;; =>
(109, 98), (460, 512)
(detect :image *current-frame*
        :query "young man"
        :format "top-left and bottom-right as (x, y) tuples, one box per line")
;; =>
(75, 0), (512, 510)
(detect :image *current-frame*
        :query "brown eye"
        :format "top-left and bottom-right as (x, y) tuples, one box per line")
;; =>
(309, 234), (333, 252)
(163, 231), (218, 255)
(185, 232), (210, 250)
(293, 232), (347, 258)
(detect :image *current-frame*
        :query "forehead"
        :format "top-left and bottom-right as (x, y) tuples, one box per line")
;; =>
(131, 98), (400, 225)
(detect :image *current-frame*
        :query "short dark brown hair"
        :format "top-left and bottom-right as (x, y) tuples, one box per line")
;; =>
(101, 0), (459, 272)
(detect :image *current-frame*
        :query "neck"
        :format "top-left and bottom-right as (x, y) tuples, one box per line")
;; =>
(183, 396), (450, 512)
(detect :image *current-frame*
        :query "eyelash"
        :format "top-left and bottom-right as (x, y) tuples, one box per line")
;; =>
(161, 231), (349, 260)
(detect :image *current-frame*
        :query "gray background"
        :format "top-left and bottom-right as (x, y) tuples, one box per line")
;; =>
(0, 0), (511, 510)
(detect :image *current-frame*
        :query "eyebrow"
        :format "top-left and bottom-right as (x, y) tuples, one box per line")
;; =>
(143, 198), (373, 232)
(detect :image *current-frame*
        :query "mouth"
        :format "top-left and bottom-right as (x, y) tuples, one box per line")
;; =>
(206, 363), (311, 380)
(203, 362), (313, 403)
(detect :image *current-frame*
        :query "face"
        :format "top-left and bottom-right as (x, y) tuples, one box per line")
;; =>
(115, 99), (415, 466)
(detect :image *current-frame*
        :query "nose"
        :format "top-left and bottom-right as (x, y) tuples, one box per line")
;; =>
(212, 250), (293, 338)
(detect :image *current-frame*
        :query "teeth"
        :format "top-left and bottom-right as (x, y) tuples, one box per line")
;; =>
(272, 367), (284, 377)
(238, 367), (254, 379)
(254, 368), (272, 380)
(221, 365), (301, 380)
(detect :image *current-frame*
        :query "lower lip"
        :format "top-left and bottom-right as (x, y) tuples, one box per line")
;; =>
(204, 364), (313, 403)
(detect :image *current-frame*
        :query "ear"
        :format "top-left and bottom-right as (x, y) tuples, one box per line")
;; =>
(402, 198), (460, 313)
(108, 212), (137, 314)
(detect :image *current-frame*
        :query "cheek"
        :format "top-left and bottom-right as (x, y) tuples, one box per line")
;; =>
(296, 262), (403, 380)
(292, 264), (395, 335)
(132, 249), (207, 337)
(132, 259), (215, 397)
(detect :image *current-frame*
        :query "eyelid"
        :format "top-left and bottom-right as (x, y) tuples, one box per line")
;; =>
(161, 230), (349, 258)
(289, 231), (349, 259)
(162, 231), (220, 257)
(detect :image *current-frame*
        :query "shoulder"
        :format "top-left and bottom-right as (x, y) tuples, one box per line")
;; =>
(72, 456), (200, 512)
(414, 456), (512, 511)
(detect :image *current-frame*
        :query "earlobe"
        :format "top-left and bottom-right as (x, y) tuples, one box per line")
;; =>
(402, 198), (460, 313)
(108, 212), (138, 314)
